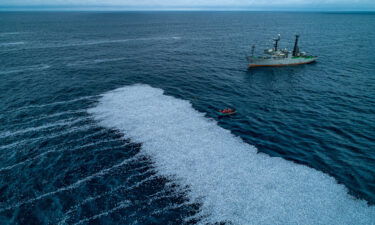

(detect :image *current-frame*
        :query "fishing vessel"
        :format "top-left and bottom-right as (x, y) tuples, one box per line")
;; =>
(247, 35), (317, 68)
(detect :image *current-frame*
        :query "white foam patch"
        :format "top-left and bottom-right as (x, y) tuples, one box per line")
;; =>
(88, 84), (375, 225)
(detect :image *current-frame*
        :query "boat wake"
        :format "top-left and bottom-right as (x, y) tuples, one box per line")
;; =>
(88, 84), (375, 225)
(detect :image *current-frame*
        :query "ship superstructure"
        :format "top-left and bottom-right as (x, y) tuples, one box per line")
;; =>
(247, 35), (317, 68)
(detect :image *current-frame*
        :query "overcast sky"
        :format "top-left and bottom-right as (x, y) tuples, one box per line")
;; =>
(1, 0), (374, 10)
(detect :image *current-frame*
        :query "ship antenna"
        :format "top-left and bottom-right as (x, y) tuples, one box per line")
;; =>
(292, 34), (300, 56)
(251, 45), (255, 56)
(273, 34), (281, 51)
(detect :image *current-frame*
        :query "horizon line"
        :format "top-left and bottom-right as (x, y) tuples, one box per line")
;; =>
(1, 8), (375, 12)
(1, 4), (375, 12)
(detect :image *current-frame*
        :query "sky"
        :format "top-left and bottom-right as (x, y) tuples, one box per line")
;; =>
(1, 0), (375, 11)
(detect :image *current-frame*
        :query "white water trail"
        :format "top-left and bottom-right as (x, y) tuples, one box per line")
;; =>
(88, 84), (375, 225)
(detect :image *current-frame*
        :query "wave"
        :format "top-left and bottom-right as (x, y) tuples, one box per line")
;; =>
(72, 187), (184, 225)
(0, 42), (25, 47)
(0, 156), (139, 213)
(0, 139), (127, 173)
(59, 171), (157, 225)
(88, 84), (375, 225)
(72, 200), (132, 225)
(7, 96), (96, 113)
(67, 57), (127, 67)
(0, 124), (95, 151)
(4, 109), (87, 129)
(2, 36), (181, 52)
(0, 64), (50, 75)
(59, 36), (181, 48)
(0, 117), (89, 139)
(0, 32), (28, 37)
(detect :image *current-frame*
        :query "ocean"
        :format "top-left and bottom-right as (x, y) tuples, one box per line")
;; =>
(0, 12), (374, 224)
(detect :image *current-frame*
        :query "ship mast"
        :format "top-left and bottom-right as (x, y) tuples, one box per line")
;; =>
(292, 35), (300, 56)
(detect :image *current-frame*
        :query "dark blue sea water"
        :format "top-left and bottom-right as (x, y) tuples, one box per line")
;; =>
(0, 12), (375, 224)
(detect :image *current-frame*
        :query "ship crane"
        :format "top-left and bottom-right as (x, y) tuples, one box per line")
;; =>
(251, 45), (255, 56)
(273, 34), (281, 51)
(292, 34), (300, 57)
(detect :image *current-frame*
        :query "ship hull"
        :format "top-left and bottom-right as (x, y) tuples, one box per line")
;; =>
(247, 56), (317, 68)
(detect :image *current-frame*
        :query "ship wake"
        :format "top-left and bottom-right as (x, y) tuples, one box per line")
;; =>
(88, 84), (374, 225)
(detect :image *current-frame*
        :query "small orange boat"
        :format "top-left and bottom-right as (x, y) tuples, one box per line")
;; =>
(218, 108), (236, 115)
